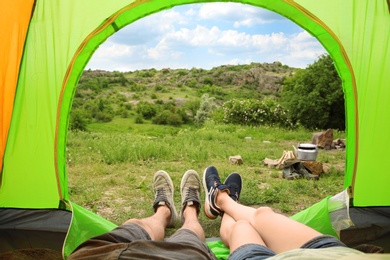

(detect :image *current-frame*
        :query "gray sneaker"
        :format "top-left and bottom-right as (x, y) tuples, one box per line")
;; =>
(180, 170), (201, 223)
(153, 170), (178, 227)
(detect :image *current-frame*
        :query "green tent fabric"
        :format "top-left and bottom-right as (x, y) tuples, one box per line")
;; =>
(1, 0), (389, 258)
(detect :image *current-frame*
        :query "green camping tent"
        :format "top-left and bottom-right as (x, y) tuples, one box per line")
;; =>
(1, 0), (389, 258)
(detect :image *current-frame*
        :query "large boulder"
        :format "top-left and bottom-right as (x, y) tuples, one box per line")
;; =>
(312, 129), (333, 150)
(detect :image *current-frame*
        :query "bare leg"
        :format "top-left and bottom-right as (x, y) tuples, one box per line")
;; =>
(216, 192), (255, 221)
(123, 205), (170, 241)
(180, 205), (205, 241)
(220, 213), (266, 252)
(217, 191), (321, 253)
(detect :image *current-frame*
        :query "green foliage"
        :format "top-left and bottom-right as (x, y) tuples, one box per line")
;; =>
(282, 54), (344, 130)
(136, 101), (158, 119)
(152, 110), (183, 126)
(134, 114), (144, 124)
(203, 76), (213, 86)
(194, 94), (216, 126)
(183, 99), (201, 119)
(69, 109), (88, 131)
(222, 98), (292, 128)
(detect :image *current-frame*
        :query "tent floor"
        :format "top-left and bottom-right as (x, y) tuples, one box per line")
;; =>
(1, 207), (389, 254)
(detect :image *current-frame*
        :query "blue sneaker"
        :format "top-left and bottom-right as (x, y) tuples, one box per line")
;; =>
(224, 172), (242, 202)
(202, 166), (230, 219)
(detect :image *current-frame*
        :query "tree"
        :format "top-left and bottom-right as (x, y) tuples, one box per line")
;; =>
(194, 94), (216, 126)
(282, 54), (344, 130)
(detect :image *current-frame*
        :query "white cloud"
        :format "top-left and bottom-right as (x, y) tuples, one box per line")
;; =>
(87, 4), (326, 71)
(198, 2), (284, 27)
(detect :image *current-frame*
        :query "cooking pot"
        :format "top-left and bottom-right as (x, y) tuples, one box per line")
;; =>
(293, 143), (318, 161)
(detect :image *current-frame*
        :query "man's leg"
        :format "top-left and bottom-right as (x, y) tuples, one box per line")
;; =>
(124, 170), (178, 241)
(123, 205), (170, 241)
(178, 170), (204, 240)
(165, 170), (217, 260)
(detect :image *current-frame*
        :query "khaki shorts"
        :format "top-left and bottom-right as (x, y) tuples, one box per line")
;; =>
(68, 223), (217, 260)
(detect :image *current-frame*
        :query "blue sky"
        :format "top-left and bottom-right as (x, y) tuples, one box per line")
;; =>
(86, 3), (327, 72)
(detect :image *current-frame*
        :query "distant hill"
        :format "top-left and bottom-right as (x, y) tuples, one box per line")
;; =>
(78, 62), (297, 103)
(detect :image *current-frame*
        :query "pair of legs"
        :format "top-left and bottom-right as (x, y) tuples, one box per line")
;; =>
(203, 166), (322, 255)
(69, 169), (216, 260)
(218, 194), (321, 253)
(124, 170), (205, 242)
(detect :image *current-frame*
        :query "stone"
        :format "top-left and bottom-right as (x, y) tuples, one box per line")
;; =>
(312, 129), (334, 150)
(229, 155), (243, 165)
(333, 138), (346, 149)
(302, 161), (323, 175)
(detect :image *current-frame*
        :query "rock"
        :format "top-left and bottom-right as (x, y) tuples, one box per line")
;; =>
(322, 164), (331, 173)
(333, 138), (346, 149)
(302, 161), (323, 175)
(312, 129), (334, 150)
(229, 155), (243, 165)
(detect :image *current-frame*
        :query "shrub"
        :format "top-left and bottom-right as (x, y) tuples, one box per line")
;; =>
(152, 110), (183, 126)
(136, 101), (158, 119)
(222, 98), (292, 128)
(194, 94), (216, 126)
(95, 111), (113, 122)
(134, 114), (144, 124)
(69, 109), (88, 131)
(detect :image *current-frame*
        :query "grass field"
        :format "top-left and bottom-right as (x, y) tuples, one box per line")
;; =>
(66, 119), (346, 237)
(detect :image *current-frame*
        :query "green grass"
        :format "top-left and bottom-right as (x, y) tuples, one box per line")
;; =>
(66, 120), (346, 237)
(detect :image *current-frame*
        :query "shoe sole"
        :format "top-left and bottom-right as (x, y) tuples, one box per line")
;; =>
(202, 167), (218, 219)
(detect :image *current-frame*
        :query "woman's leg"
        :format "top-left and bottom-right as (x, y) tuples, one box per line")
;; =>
(217, 191), (321, 253)
(220, 213), (266, 252)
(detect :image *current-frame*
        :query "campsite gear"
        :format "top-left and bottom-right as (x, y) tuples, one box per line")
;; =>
(282, 158), (319, 180)
(153, 170), (178, 228)
(180, 170), (201, 224)
(282, 167), (302, 180)
(294, 162), (320, 180)
(293, 144), (318, 161)
(203, 166), (229, 219)
(263, 150), (296, 169)
(1, 1), (390, 258)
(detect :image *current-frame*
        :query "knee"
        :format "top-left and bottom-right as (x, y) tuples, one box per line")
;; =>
(250, 207), (274, 225)
(232, 220), (252, 232)
(220, 220), (251, 240)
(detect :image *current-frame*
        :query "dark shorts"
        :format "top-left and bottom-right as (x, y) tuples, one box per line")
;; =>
(228, 235), (348, 260)
(68, 223), (217, 260)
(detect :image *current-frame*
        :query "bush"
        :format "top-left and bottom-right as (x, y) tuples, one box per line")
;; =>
(69, 109), (88, 131)
(222, 98), (292, 128)
(194, 94), (216, 126)
(136, 101), (158, 119)
(134, 114), (144, 124)
(95, 111), (113, 122)
(152, 110), (183, 126)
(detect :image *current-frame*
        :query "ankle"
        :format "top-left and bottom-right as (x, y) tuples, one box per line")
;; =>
(156, 205), (171, 224)
(215, 190), (229, 209)
(183, 205), (198, 220)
